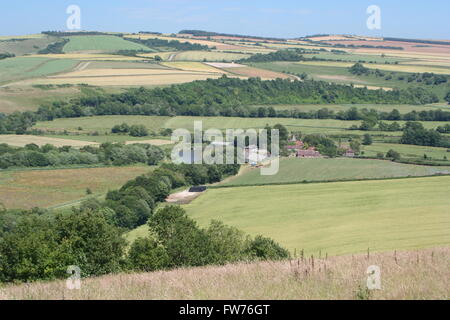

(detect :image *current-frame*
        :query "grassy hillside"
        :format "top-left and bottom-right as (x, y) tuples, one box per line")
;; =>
(1, 247), (448, 300)
(185, 176), (450, 255)
(62, 35), (152, 53)
(221, 158), (450, 186)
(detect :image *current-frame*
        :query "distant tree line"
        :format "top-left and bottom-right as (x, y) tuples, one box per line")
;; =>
(383, 37), (450, 46)
(126, 37), (211, 51)
(0, 53), (15, 60)
(239, 50), (304, 63)
(0, 77), (442, 135)
(349, 63), (449, 86)
(178, 30), (284, 41)
(0, 142), (165, 169)
(38, 39), (69, 54)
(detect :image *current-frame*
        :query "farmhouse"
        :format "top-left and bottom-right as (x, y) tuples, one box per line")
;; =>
(287, 140), (305, 151)
(297, 147), (321, 158)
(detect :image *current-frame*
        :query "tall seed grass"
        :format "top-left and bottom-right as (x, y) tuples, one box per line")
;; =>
(0, 247), (448, 300)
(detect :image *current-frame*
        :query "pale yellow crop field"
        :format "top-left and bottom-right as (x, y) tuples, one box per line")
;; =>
(17, 73), (223, 86)
(296, 61), (450, 74)
(160, 61), (226, 73)
(47, 68), (207, 78)
(400, 60), (450, 67)
(0, 135), (99, 148)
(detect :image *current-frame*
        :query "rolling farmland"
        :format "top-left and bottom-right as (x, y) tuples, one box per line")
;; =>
(185, 176), (450, 255)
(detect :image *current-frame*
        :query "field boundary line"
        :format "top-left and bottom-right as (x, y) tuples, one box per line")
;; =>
(212, 173), (450, 189)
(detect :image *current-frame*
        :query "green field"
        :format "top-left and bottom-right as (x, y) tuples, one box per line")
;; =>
(63, 35), (152, 53)
(363, 143), (450, 160)
(221, 158), (450, 186)
(185, 176), (450, 255)
(35, 115), (170, 133)
(0, 57), (78, 84)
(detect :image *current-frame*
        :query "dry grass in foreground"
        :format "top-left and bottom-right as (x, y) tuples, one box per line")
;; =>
(0, 247), (448, 300)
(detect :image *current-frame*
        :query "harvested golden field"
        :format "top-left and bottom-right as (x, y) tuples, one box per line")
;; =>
(296, 61), (450, 74)
(11, 71), (223, 87)
(160, 61), (226, 73)
(1, 247), (448, 300)
(0, 166), (151, 209)
(0, 135), (99, 148)
(47, 68), (207, 78)
(224, 66), (296, 79)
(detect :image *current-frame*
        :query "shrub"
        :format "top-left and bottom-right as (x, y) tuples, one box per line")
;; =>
(127, 237), (170, 272)
(245, 235), (291, 261)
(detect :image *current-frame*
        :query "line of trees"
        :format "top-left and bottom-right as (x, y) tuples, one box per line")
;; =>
(126, 37), (211, 51)
(0, 53), (15, 60)
(349, 63), (449, 86)
(0, 142), (165, 169)
(0, 77), (443, 135)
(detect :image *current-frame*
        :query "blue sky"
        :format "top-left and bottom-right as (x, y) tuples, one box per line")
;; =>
(2, 0), (450, 39)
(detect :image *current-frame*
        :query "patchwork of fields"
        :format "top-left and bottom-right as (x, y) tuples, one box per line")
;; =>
(185, 176), (450, 255)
